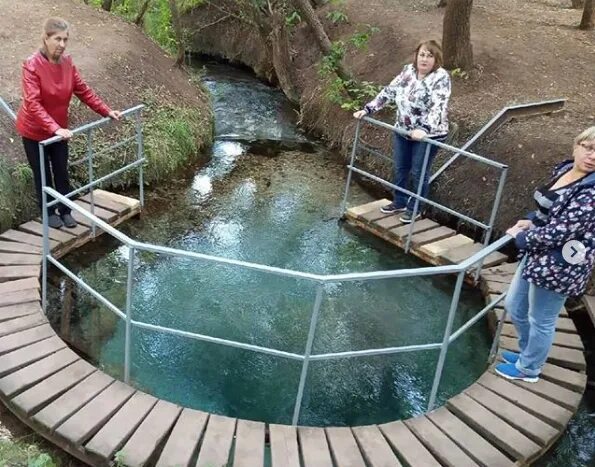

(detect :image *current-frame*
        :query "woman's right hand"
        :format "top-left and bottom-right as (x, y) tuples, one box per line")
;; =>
(55, 128), (73, 140)
(513, 219), (534, 231)
(353, 110), (367, 119)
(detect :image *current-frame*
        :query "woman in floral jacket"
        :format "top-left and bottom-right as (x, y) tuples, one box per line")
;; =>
(497, 127), (595, 382)
(353, 40), (451, 223)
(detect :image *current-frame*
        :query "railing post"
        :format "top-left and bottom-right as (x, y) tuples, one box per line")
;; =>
(135, 111), (145, 208)
(488, 296), (508, 363)
(40, 143), (49, 315)
(340, 120), (362, 218)
(292, 283), (325, 426)
(427, 270), (465, 412)
(473, 167), (508, 282)
(124, 245), (135, 383)
(86, 129), (96, 238)
(405, 143), (432, 253)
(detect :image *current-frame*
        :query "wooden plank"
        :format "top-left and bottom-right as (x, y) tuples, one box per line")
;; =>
(427, 407), (515, 467)
(95, 190), (140, 209)
(81, 191), (132, 214)
(447, 393), (541, 462)
(489, 367), (582, 411)
(374, 216), (404, 230)
(500, 323), (583, 350)
(494, 310), (575, 332)
(0, 289), (40, 309)
(347, 199), (390, 217)
(75, 200), (119, 223)
(55, 380), (135, 445)
(117, 399), (182, 467)
(540, 362), (587, 392)
(0, 324), (54, 356)
(482, 280), (509, 295)
(0, 301), (41, 322)
(0, 230), (58, 250)
(481, 262), (519, 275)
(18, 221), (77, 244)
(85, 391), (158, 460)
(0, 348), (79, 397)
(0, 241), (42, 255)
(0, 265), (41, 283)
(410, 226), (455, 248)
(269, 423), (300, 467)
(325, 427), (366, 467)
(390, 219), (440, 239)
(0, 253), (41, 266)
(351, 425), (401, 467)
(465, 384), (560, 446)
(156, 408), (208, 467)
(11, 360), (96, 416)
(233, 419), (265, 467)
(378, 421), (440, 467)
(0, 313), (46, 339)
(33, 372), (114, 431)
(404, 416), (480, 467)
(362, 210), (392, 223)
(479, 272), (515, 284)
(478, 373), (573, 429)
(441, 243), (507, 267)
(0, 277), (39, 294)
(298, 427), (333, 467)
(195, 414), (236, 467)
(419, 234), (473, 258)
(499, 336), (585, 371)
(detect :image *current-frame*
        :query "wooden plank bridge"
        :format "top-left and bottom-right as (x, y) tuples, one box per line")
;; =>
(0, 194), (587, 466)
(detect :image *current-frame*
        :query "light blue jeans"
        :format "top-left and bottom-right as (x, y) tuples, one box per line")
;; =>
(504, 257), (568, 376)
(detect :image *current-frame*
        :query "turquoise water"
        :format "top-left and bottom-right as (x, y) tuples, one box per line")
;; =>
(48, 62), (494, 426)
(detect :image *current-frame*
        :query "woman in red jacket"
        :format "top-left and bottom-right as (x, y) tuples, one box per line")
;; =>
(16, 17), (121, 229)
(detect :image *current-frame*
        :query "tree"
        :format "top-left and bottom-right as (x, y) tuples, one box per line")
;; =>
(437, 0), (447, 7)
(135, 0), (152, 25)
(442, 0), (473, 70)
(101, 0), (113, 11)
(580, 0), (594, 29)
(169, 0), (186, 66)
(571, 0), (584, 9)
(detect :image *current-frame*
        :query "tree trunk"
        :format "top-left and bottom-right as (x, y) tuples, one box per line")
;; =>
(442, 0), (474, 70)
(571, 0), (584, 9)
(437, 0), (447, 7)
(290, 0), (352, 81)
(101, 0), (113, 11)
(135, 0), (151, 25)
(270, 12), (300, 104)
(168, 0), (185, 67)
(580, 0), (594, 29)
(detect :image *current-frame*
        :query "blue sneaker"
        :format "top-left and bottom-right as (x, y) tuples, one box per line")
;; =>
(495, 362), (539, 383)
(501, 350), (519, 365)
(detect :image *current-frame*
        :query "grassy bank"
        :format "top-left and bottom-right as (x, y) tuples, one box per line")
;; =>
(0, 92), (213, 233)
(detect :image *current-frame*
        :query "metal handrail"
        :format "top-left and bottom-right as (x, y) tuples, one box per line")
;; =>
(43, 186), (513, 425)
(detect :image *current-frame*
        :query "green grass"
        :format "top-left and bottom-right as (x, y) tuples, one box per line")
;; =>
(0, 438), (60, 467)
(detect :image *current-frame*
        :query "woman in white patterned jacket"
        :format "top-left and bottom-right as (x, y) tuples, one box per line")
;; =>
(353, 40), (451, 224)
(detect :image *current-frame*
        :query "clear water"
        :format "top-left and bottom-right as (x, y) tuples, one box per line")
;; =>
(48, 61), (498, 427)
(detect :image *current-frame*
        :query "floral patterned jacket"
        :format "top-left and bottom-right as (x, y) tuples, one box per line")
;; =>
(364, 64), (451, 137)
(515, 161), (595, 297)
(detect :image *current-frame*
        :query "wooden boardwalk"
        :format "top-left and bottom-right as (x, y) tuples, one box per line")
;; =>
(0, 194), (587, 466)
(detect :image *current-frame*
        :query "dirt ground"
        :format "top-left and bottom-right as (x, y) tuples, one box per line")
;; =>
(0, 0), (208, 165)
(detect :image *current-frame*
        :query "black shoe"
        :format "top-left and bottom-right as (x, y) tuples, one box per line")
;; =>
(61, 213), (78, 228)
(48, 214), (63, 229)
(399, 211), (422, 224)
(380, 203), (407, 214)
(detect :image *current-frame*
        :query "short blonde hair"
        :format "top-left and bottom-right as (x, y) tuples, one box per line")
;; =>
(575, 127), (595, 145)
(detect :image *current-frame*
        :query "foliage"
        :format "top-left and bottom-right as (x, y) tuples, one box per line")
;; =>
(326, 9), (348, 24)
(285, 10), (302, 27)
(324, 77), (383, 111)
(349, 25), (379, 49)
(450, 67), (470, 80)
(0, 439), (59, 467)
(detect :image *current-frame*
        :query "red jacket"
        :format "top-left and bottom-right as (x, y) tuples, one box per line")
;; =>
(16, 51), (111, 142)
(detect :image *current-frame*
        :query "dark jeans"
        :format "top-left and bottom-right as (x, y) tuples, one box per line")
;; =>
(23, 137), (71, 216)
(392, 133), (444, 213)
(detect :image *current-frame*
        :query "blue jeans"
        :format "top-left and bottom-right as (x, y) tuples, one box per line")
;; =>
(504, 257), (567, 376)
(392, 133), (442, 212)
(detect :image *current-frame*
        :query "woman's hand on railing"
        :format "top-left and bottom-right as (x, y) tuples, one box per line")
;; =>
(353, 110), (367, 119)
(54, 128), (73, 140)
(108, 110), (122, 121)
(410, 129), (428, 141)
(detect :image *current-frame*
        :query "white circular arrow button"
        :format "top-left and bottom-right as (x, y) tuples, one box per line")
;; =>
(562, 240), (586, 265)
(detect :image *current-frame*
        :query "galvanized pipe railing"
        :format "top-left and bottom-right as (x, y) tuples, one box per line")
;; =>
(43, 186), (512, 425)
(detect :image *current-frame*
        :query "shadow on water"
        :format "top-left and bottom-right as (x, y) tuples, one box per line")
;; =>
(45, 57), (593, 461)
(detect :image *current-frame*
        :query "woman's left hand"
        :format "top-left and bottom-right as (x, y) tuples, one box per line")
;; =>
(506, 225), (525, 238)
(410, 129), (428, 141)
(108, 110), (122, 121)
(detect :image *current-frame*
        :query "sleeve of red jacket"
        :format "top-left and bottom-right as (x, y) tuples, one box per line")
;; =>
(72, 65), (111, 117)
(22, 63), (61, 135)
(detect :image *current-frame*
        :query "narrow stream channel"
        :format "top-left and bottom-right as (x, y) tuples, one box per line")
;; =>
(46, 60), (593, 461)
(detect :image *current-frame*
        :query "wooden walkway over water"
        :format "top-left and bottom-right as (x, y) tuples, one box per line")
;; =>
(0, 194), (587, 466)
